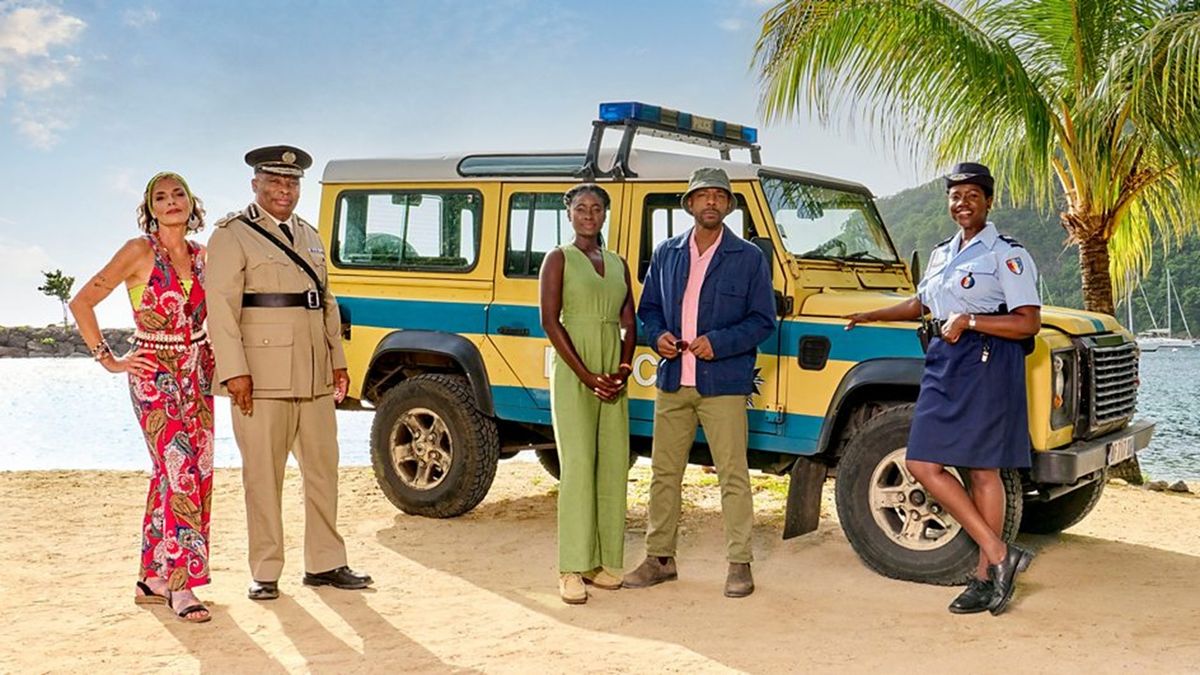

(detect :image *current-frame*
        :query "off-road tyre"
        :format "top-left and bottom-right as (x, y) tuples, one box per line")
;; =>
(370, 374), (499, 518)
(1020, 476), (1105, 534)
(835, 403), (1023, 585)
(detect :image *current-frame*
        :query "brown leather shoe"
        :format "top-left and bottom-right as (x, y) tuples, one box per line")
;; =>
(724, 562), (754, 598)
(582, 568), (623, 590)
(622, 556), (678, 589)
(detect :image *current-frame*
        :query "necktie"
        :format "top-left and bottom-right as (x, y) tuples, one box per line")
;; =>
(279, 222), (294, 245)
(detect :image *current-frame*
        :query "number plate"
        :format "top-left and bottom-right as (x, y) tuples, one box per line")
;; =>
(1107, 436), (1136, 465)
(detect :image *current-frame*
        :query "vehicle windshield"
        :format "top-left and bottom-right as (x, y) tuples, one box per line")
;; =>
(761, 174), (899, 262)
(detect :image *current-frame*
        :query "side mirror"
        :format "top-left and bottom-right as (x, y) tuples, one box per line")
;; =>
(909, 249), (922, 288)
(751, 236), (775, 280)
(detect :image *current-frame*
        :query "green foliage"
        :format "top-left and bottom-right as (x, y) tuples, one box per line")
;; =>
(37, 269), (75, 330)
(754, 0), (1200, 314)
(39, 337), (56, 346)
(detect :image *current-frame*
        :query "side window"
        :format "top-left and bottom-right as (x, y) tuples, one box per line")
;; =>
(505, 192), (611, 278)
(334, 190), (481, 271)
(638, 193), (751, 281)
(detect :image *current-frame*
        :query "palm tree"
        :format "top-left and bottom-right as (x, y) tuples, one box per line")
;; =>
(754, 0), (1200, 315)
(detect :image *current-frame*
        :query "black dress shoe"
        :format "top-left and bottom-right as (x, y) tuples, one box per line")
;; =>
(303, 566), (374, 590)
(948, 578), (993, 614)
(248, 579), (279, 601)
(988, 544), (1035, 615)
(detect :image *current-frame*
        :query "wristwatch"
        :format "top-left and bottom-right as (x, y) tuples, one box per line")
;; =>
(968, 314), (977, 330)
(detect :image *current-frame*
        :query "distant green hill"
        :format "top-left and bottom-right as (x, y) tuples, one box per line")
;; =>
(876, 181), (1200, 337)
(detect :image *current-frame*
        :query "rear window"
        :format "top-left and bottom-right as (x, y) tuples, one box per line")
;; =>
(505, 192), (611, 278)
(333, 190), (482, 271)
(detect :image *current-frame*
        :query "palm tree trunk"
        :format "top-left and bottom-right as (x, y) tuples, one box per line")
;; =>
(1077, 232), (1115, 315)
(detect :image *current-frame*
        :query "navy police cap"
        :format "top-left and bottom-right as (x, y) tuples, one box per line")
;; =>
(245, 145), (312, 178)
(944, 162), (994, 195)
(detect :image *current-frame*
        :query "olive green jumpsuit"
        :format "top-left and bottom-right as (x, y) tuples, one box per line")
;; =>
(550, 244), (630, 574)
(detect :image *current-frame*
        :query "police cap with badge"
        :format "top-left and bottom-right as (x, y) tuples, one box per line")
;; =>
(245, 145), (313, 177)
(240, 144), (326, 311)
(944, 161), (995, 197)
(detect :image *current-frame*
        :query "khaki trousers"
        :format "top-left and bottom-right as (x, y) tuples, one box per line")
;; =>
(231, 395), (347, 581)
(645, 387), (754, 563)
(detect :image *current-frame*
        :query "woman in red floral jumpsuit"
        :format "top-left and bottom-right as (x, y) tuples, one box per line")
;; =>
(70, 172), (215, 623)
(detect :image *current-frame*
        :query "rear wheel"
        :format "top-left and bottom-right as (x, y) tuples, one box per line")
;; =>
(370, 374), (499, 518)
(835, 404), (1023, 585)
(1020, 476), (1105, 534)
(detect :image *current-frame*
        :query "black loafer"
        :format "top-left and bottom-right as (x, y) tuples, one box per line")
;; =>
(303, 566), (374, 590)
(948, 578), (993, 614)
(988, 544), (1035, 615)
(248, 579), (280, 601)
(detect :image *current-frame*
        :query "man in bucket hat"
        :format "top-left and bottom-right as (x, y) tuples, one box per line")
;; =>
(624, 167), (776, 597)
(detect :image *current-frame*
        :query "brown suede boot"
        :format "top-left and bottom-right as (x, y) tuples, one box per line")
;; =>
(724, 562), (754, 598)
(621, 556), (678, 589)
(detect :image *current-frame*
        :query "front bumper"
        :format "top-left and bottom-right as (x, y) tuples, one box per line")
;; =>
(1030, 419), (1156, 484)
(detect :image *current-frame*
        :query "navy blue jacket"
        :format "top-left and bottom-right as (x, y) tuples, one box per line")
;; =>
(638, 225), (777, 396)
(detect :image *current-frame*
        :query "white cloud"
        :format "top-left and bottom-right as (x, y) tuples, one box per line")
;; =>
(13, 103), (67, 148)
(122, 6), (158, 28)
(107, 168), (143, 200)
(0, 3), (85, 148)
(719, 18), (745, 32)
(0, 235), (59, 326)
(0, 4), (84, 58)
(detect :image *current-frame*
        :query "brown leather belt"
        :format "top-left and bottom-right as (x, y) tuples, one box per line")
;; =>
(243, 291), (322, 310)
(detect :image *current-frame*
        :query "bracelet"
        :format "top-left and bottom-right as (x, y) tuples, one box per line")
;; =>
(618, 362), (633, 374)
(90, 340), (113, 362)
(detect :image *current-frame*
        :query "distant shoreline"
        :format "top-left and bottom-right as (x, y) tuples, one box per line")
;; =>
(0, 325), (133, 358)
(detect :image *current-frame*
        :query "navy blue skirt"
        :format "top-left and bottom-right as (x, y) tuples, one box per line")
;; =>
(907, 331), (1032, 469)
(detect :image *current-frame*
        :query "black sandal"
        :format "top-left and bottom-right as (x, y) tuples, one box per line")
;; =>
(134, 580), (168, 606)
(168, 591), (212, 624)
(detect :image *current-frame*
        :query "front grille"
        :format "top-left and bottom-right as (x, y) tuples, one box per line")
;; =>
(1081, 340), (1138, 436)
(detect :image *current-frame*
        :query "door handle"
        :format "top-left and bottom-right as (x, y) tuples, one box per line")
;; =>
(497, 326), (530, 336)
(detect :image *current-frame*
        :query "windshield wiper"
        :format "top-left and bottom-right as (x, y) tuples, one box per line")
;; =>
(845, 251), (885, 261)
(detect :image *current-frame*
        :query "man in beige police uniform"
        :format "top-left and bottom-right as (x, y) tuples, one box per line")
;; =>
(207, 145), (372, 600)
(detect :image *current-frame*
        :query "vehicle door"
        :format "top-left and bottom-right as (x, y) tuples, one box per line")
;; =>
(488, 182), (625, 424)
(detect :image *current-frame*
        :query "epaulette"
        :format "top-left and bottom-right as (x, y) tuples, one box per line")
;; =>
(297, 215), (316, 232)
(935, 235), (954, 248)
(998, 234), (1024, 249)
(214, 212), (239, 228)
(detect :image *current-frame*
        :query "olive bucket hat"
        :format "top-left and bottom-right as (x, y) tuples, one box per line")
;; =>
(681, 167), (737, 215)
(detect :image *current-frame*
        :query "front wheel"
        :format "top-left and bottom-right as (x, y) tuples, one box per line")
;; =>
(370, 374), (499, 518)
(835, 404), (1023, 585)
(1020, 476), (1105, 534)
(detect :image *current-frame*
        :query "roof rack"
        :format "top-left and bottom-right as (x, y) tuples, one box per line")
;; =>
(578, 102), (762, 180)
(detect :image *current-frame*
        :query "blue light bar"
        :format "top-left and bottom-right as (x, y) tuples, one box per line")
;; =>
(598, 101), (758, 144)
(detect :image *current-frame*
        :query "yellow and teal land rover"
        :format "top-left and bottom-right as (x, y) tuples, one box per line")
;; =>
(320, 102), (1154, 584)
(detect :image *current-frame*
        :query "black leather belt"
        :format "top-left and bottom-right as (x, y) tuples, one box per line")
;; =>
(243, 291), (322, 310)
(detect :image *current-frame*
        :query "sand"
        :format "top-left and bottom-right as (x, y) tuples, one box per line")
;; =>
(0, 463), (1197, 674)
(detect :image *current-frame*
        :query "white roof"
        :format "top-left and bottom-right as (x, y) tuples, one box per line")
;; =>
(321, 148), (874, 196)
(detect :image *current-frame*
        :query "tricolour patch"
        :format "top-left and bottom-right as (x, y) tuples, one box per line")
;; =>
(1006, 257), (1024, 275)
(960, 273), (975, 289)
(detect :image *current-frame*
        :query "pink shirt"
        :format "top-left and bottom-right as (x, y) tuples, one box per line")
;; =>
(680, 226), (723, 386)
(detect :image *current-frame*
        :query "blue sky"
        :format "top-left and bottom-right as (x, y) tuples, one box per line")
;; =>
(0, 0), (927, 327)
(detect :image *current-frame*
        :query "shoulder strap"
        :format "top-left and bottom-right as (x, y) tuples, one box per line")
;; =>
(236, 216), (324, 295)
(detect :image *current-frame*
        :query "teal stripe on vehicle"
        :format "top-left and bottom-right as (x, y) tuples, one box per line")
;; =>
(341, 296), (923, 362)
(337, 296), (487, 333)
(490, 384), (822, 455)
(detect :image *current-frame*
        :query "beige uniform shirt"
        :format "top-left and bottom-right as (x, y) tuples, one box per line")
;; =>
(206, 202), (347, 399)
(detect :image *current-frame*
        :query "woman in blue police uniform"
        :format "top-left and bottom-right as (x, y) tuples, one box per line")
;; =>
(845, 162), (1041, 616)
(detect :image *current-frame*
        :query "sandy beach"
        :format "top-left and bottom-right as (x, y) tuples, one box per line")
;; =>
(1, 463), (1197, 674)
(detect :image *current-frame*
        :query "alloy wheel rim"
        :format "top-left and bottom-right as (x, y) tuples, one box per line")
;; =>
(867, 447), (963, 551)
(390, 407), (452, 490)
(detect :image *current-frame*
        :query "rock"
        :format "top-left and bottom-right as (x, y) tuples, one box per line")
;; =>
(1145, 480), (1169, 492)
(1168, 481), (1192, 494)
(0, 346), (26, 358)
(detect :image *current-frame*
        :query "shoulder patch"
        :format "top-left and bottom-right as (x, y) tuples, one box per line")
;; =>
(998, 234), (1024, 249)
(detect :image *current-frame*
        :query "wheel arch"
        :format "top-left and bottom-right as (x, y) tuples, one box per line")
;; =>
(363, 331), (494, 416)
(818, 358), (924, 458)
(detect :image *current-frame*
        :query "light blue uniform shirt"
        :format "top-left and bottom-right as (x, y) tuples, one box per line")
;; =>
(918, 222), (1041, 321)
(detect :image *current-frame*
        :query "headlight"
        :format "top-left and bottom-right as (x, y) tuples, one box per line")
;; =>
(1050, 348), (1077, 430)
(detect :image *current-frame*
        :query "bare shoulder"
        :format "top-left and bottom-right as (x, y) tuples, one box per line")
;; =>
(118, 236), (152, 260)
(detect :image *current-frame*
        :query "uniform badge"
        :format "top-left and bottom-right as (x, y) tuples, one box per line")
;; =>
(1006, 257), (1024, 275)
(282, 151), (297, 164)
(961, 273), (975, 289)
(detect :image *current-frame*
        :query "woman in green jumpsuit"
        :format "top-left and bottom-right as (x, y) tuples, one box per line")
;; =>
(539, 184), (636, 605)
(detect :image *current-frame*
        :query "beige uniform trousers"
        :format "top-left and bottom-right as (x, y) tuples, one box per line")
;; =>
(645, 387), (754, 563)
(232, 395), (347, 581)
